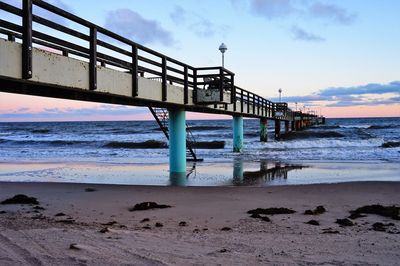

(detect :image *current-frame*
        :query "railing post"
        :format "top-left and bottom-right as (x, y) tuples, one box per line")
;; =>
(184, 66), (188, 104)
(89, 26), (97, 90)
(193, 68), (197, 104)
(230, 74), (235, 104)
(162, 57), (167, 101)
(22, 0), (32, 79)
(247, 91), (250, 113)
(8, 33), (15, 42)
(219, 68), (224, 102)
(131, 45), (138, 97)
(252, 94), (256, 114)
(240, 90), (244, 113)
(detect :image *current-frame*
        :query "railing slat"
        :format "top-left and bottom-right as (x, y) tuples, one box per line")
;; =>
(132, 44), (138, 97)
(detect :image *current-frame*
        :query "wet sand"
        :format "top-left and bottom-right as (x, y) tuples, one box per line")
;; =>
(0, 181), (399, 265)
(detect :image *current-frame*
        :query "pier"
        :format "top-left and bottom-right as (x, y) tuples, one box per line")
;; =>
(0, 0), (324, 179)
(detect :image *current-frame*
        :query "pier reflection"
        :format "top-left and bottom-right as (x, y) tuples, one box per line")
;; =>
(233, 159), (306, 186)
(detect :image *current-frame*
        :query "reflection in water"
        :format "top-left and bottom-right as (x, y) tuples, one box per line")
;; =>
(233, 159), (307, 186)
(169, 163), (197, 186)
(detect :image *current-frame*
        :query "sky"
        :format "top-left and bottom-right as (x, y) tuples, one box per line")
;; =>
(0, 0), (399, 121)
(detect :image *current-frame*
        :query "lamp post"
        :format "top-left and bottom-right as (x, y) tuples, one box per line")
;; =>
(219, 43), (227, 68)
(295, 102), (298, 111)
(278, 88), (282, 102)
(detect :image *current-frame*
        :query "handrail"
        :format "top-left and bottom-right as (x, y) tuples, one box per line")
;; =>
(0, 0), (319, 120)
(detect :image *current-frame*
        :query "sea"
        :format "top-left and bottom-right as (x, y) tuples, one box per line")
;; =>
(0, 117), (399, 186)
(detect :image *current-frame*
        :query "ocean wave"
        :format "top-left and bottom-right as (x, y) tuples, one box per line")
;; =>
(368, 125), (400, 130)
(280, 131), (345, 140)
(192, 141), (225, 149)
(188, 125), (229, 131)
(382, 141), (400, 148)
(0, 139), (88, 146)
(261, 138), (384, 150)
(31, 129), (51, 134)
(104, 140), (167, 149)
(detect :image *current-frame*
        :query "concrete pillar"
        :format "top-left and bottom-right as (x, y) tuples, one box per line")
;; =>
(169, 109), (186, 183)
(274, 120), (281, 140)
(291, 121), (295, 131)
(233, 115), (243, 152)
(285, 121), (289, 133)
(260, 118), (268, 142)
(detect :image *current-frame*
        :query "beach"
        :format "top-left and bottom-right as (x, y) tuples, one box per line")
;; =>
(1, 181), (399, 265)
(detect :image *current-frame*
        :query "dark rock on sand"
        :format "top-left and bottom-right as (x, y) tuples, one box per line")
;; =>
(55, 212), (66, 217)
(32, 206), (45, 210)
(250, 213), (262, 219)
(142, 225), (151, 229)
(248, 207), (296, 215)
(0, 211), (6, 214)
(219, 248), (228, 253)
(261, 216), (271, 222)
(221, 227), (232, 231)
(336, 218), (354, 226)
(1, 194), (39, 205)
(351, 204), (400, 220)
(322, 230), (340, 234)
(84, 188), (97, 192)
(306, 220), (320, 226)
(140, 218), (150, 223)
(129, 202), (171, 211)
(382, 141), (400, 148)
(304, 206), (326, 215)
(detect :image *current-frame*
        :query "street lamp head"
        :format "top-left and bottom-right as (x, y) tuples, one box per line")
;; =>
(219, 43), (227, 54)
(278, 88), (282, 94)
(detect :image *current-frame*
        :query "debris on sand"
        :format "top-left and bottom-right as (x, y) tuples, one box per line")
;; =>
(306, 220), (320, 226)
(179, 221), (187, 227)
(1, 194), (39, 205)
(0, 211), (6, 214)
(155, 222), (163, 228)
(99, 227), (110, 233)
(129, 202), (171, 211)
(32, 206), (45, 210)
(142, 225), (151, 229)
(322, 229), (340, 234)
(372, 222), (395, 232)
(348, 213), (367, 220)
(54, 213), (66, 217)
(336, 218), (354, 227)
(69, 244), (80, 250)
(219, 248), (229, 253)
(221, 227), (232, 231)
(101, 221), (117, 226)
(247, 207), (296, 215)
(140, 218), (150, 223)
(350, 205), (400, 220)
(85, 188), (97, 192)
(304, 206), (326, 215)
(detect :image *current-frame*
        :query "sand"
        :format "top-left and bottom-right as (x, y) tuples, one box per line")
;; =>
(0, 181), (399, 265)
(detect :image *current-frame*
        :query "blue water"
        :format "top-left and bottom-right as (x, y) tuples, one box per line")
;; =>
(0, 117), (399, 186)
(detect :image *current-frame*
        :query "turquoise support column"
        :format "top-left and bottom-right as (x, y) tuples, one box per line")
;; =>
(169, 109), (186, 184)
(232, 157), (244, 185)
(233, 115), (243, 152)
(260, 118), (268, 142)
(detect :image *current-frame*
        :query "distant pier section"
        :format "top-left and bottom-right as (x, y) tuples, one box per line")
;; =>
(0, 0), (325, 179)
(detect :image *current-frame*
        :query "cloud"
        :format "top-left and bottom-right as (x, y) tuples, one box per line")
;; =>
(279, 81), (400, 107)
(0, 105), (148, 120)
(2, 0), (74, 27)
(170, 6), (186, 25)
(308, 2), (356, 25)
(169, 6), (228, 39)
(104, 8), (174, 46)
(291, 25), (325, 41)
(250, 0), (295, 20)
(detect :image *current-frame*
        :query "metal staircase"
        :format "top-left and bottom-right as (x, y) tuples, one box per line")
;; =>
(149, 107), (203, 162)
